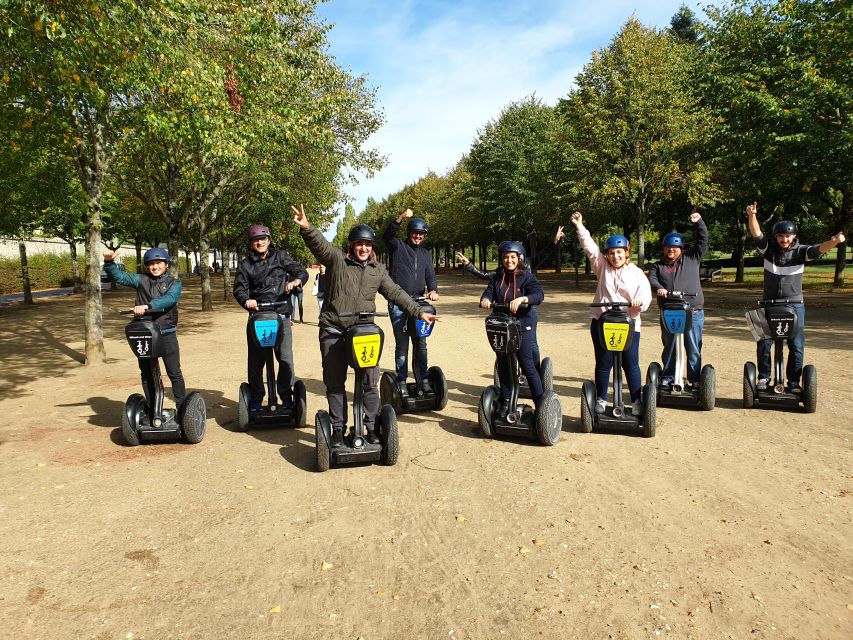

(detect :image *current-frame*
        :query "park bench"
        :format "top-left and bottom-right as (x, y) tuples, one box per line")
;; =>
(699, 265), (722, 282)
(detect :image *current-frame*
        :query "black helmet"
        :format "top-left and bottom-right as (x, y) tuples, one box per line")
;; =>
(407, 218), (429, 234)
(143, 247), (170, 264)
(772, 220), (797, 236)
(348, 224), (376, 243)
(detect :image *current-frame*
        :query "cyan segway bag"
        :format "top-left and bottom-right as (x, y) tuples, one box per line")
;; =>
(249, 311), (284, 349)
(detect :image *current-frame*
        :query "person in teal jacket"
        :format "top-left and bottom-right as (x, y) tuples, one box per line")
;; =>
(103, 248), (186, 410)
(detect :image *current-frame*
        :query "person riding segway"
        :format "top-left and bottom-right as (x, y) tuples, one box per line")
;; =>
(103, 248), (206, 445)
(475, 241), (562, 445)
(381, 209), (445, 410)
(233, 224), (308, 426)
(292, 205), (440, 470)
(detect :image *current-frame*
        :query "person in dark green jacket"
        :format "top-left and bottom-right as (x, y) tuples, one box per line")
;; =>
(103, 248), (186, 410)
(292, 204), (440, 447)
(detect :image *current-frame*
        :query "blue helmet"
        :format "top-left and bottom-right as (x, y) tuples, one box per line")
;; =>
(772, 220), (797, 236)
(407, 218), (429, 234)
(662, 232), (684, 248)
(498, 240), (525, 261)
(143, 247), (170, 264)
(604, 235), (629, 251)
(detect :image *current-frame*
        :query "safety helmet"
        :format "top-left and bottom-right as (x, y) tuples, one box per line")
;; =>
(604, 235), (629, 251)
(498, 240), (525, 261)
(348, 223), (376, 244)
(662, 232), (684, 248)
(772, 220), (797, 236)
(143, 247), (170, 264)
(407, 218), (429, 234)
(247, 224), (271, 241)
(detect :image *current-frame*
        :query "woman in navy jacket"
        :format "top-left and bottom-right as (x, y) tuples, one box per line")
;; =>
(479, 241), (545, 419)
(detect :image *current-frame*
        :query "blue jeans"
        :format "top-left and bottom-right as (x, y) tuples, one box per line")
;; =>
(660, 308), (704, 384)
(757, 303), (805, 385)
(388, 302), (428, 382)
(590, 319), (642, 402)
(290, 289), (304, 322)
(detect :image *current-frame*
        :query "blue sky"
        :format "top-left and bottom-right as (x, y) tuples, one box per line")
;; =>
(315, 0), (706, 219)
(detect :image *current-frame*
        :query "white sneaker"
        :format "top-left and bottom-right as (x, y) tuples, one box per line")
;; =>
(756, 378), (768, 391)
(594, 398), (606, 414)
(631, 400), (643, 416)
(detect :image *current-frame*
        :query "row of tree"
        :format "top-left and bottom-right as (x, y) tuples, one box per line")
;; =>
(349, 1), (851, 284)
(1, 1), (384, 363)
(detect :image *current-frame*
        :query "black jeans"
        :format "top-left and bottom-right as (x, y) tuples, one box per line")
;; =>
(140, 331), (186, 408)
(319, 326), (380, 431)
(246, 315), (295, 403)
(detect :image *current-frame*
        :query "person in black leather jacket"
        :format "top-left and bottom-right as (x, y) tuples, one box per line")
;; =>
(233, 224), (308, 411)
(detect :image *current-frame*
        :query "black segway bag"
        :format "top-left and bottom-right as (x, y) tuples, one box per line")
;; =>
(125, 319), (162, 360)
(485, 313), (521, 354)
(765, 305), (797, 339)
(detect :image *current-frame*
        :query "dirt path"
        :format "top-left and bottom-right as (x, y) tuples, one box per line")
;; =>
(1, 271), (851, 640)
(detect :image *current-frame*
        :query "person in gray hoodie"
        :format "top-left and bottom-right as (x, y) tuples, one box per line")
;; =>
(292, 204), (440, 447)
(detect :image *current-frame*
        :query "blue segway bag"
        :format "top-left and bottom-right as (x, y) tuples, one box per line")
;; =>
(408, 302), (436, 339)
(661, 299), (691, 335)
(249, 311), (284, 349)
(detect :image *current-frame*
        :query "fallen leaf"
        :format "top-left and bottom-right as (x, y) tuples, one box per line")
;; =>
(36, 463), (47, 468)
(321, 561), (333, 571)
(244, 485), (254, 490)
(268, 605), (281, 614)
(235, 469), (244, 474)
(519, 546), (531, 556)
(532, 538), (545, 547)
(455, 514), (466, 523)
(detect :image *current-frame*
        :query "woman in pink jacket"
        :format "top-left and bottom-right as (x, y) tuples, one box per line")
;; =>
(571, 211), (653, 416)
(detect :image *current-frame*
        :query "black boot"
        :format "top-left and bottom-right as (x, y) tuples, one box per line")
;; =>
(331, 427), (345, 448)
(365, 428), (381, 445)
(495, 400), (510, 421)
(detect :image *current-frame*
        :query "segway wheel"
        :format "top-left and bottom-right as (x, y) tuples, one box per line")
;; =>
(802, 365), (817, 413)
(237, 382), (251, 432)
(315, 411), (331, 472)
(641, 382), (656, 438)
(180, 392), (207, 444)
(535, 390), (562, 446)
(380, 404), (399, 466)
(478, 385), (498, 438)
(646, 362), (662, 391)
(540, 357), (554, 392)
(427, 366), (448, 411)
(699, 365), (716, 411)
(580, 380), (596, 434)
(121, 393), (145, 446)
(380, 372), (401, 414)
(743, 362), (756, 409)
(294, 380), (307, 427)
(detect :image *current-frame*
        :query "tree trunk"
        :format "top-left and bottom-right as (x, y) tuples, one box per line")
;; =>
(222, 248), (233, 300)
(833, 187), (852, 287)
(555, 243), (562, 274)
(19, 241), (33, 304)
(637, 221), (646, 269)
(83, 205), (105, 364)
(135, 239), (143, 273)
(198, 220), (213, 311)
(68, 241), (84, 294)
(736, 212), (745, 283)
(167, 233), (181, 278)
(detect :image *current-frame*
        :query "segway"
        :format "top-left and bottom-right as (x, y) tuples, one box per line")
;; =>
(237, 301), (307, 431)
(492, 353), (554, 398)
(121, 311), (206, 446)
(645, 291), (715, 410)
(380, 297), (448, 413)
(579, 302), (656, 437)
(477, 303), (562, 446)
(315, 311), (399, 471)
(743, 299), (816, 412)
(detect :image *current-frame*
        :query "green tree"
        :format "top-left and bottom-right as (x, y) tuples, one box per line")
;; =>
(557, 18), (721, 267)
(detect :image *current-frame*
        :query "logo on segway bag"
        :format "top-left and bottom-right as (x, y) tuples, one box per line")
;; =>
(415, 318), (434, 338)
(662, 309), (686, 334)
(602, 322), (630, 352)
(135, 339), (150, 356)
(351, 334), (382, 368)
(253, 319), (279, 347)
(127, 333), (153, 358)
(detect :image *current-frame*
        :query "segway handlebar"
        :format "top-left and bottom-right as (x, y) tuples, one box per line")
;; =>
(120, 309), (164, 317)
(488, 302), (529, 312)
(255, 300), (291, 311)
(664, 291), (696, 299)
(339, 310), (389, 320)
(757, 298), (803, 306)
(590, 301), (631, 309)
